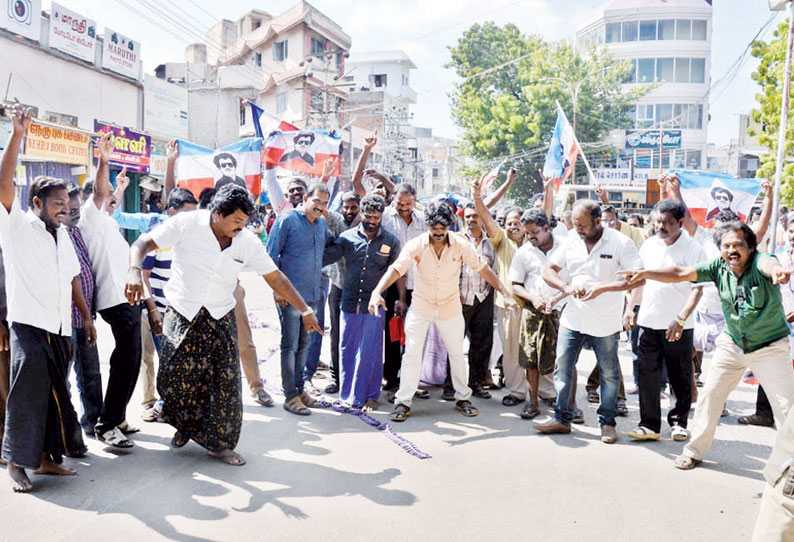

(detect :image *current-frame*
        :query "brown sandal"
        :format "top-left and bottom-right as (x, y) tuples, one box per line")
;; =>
(284, 396), (311, 416)
(209, 449), (246, 466)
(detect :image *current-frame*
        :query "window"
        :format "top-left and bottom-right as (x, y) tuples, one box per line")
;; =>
(692, 20), (707, 40)
(432, 168), (439, 178)
(688, 104), (703, 129)
(273, 40), (288, 61)
(370, 74), (387, 87)
(576, 191), (590, 200)
(239, 102), (246, 126)
(252, 20), (261, 31)
(637, 58), (655, 82)
(311, 36), (326, 54)
(608, 191), (622, 201)
(674, 57), (690, 83)
(276, 92), (287, 114)
(658, 19), (675, 40)
(691, 58), (706, 83)
(625, 59), (637, 83)
(656, 57), (673, 81)
(639, 20), (656, 41)
(673, 104), (687, 128)
(310, 90), (323, 112)
(672, 150), (686, 168)
(623, 104), (637, 124)
(622, 20), (638, 42)
(676, 19), (692, 40)
(686, 150), (701, 169)
(254, 52), (262, 67)
(657, 104), (673, 125)
(637, 104), (654, 128)
(606, 22), (621, 43)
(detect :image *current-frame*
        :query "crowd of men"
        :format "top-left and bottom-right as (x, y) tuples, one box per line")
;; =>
(2, 103), (794, 539)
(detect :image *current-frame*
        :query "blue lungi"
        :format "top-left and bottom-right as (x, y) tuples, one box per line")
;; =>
(340, 310), (385, 407)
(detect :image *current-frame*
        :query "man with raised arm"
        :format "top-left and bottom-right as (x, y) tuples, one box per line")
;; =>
(126, 184), (320, 465)
(0, 105), (92, 492)
(619, 220), (794, 469)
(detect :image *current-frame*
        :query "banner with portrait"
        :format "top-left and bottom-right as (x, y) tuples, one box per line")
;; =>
(175, 137), (262, 198)
(263, 130), (342, 177)
(671, 169), (762, 227)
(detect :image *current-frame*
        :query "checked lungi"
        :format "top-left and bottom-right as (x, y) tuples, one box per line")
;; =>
(2, 323), (85, 469)
(340, 309), (385, 407)
(158, 307), (242, 452)
(518, 303), (560, 375)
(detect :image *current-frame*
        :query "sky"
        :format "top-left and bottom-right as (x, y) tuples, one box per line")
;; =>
(44, 0), (788, 146)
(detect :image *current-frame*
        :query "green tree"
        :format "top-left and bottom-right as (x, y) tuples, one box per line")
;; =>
(448, 22), (648, 207)
(750, 20), (794, 203)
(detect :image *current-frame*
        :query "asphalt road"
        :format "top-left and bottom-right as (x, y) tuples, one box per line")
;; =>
(0, 273), (776, 541)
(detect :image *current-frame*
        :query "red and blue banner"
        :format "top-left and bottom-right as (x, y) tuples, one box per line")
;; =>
(671, 168), (762, 227)
(249, 102), (298, 138)
(175, 137), (262, 198)
(542, 110), (579, 192)
(264, 130), (342, 177)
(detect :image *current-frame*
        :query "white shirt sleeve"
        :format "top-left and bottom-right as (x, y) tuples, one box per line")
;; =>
(0, 197), (24, 238)
(508, 248), (528, 284)
(617, 236), (644, 270)
(78, 196), (105, 232)
(61, 233), (82, 279)
(241, 230), (278, 275)
(548, 237), (569, 270)
(150, 211), (190, 249)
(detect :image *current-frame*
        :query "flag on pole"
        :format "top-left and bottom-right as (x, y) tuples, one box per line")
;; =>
(542, 109), (580, 192)
(249, 102), (299, 138)
(264, 130), (342, 177)
(480, 160), (505, 195)
(175, 137), (263, 198)
(671, 169), (762, 227)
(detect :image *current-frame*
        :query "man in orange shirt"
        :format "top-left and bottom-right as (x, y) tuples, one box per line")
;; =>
(368, 202), (518, 422)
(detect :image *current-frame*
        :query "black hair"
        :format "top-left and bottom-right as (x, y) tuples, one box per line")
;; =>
(393, 183), (416, 197)
(287, 176), (308, 190)
(504, 206), (523, 220)
(714, 220), (757, 252)
(306, 181), (331, 198)
(198, 187), (216, 209)
(531, 193), (544, 205)
(714, 209), (739, 223)
(294, 132), (316, 145)
(341, 191), (361, 203)
(67, 183), (81, 199)
(213, 152), (237, 169)
(574, 199), (602, 220)
(601, 204), (617, 215)
(208, 184), (254, 217)
(167, 187), (198, 211)
(81, 181), (93, 200)
(464, 202), (476, 211)
(360, 194), (386, 214)
(653, 199), (685, 221)
(710, 186), (733, 202)
(424, 201), (455, 227)
(29, 176), (69, 207)
(628, 213), (644, 227)
(520, 208), (549, 228)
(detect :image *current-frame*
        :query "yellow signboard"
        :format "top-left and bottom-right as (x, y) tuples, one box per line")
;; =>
(25, 122), (90, 165)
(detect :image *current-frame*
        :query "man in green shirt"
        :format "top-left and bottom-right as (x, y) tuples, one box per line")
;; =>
(620, 221), (794, 470)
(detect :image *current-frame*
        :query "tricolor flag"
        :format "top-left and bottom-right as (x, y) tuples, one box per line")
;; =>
(480, 161), (505, 195)
(671, 169), (762, 227)
(175, 138), (263, 198)
(264, 130), (342, 177)
(542, 109), (579, 192)
(249, 102), (298, 138)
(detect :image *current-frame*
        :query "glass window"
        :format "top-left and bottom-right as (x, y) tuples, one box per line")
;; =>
(608, 191), (622, 201)
(692, 20), (707, 40)
(673, 104), (686, 127)
(254, 52), (262, 67)
(624, 104), (637, 125)
(691, 58), (705, 83)
(639, 20), (657, 41)
(311, 36), (325, 54)
(657, 104), (673, 124)
(276, 92), (287, 114)
(637, 58), (655, 83)
(622, 20), (638, 42)
(656, 58), (674, 82)
(686, 150), (702, 169)
(625, 58), (637, 83)
(658, 19), (675, 40)
(635, 149), (651, 168)
(637, 104), (654, 128)
(672, 149), (686, 168)
(606, 22), (621, 43)
(675, 58), (690, 82)
(273, 40), (288, 61)
(676, 19), (692, 40)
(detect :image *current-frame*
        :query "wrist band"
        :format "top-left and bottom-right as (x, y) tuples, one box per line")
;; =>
(129, 266), (142, 271)
(675, 317), (685, 327)
(148, 307), (158, 314)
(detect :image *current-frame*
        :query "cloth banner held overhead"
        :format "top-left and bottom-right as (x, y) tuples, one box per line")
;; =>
(249, 102), (298, 138)
(671, 169), (762, 227)
(175, 138), (262, 198)
(480, 160), (505, 195)
(264, 130), (342, 177)
(542, 109), (579, 192)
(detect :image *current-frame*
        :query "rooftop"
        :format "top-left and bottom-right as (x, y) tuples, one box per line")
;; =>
(347, 50), (417, 69)
(578, 0), (712, 31)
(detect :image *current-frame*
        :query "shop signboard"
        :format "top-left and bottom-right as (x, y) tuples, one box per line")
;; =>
(93, 120), (151, 173)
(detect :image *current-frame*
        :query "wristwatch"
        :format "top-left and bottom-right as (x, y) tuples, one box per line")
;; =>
(301, 307), (315, 317)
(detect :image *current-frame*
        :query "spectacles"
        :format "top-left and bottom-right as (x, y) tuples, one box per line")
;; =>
(219, 161), (234, 168)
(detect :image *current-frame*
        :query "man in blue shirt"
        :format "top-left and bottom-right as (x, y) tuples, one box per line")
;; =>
(323, 195), (399, 409)
(267, 182), (330, 415)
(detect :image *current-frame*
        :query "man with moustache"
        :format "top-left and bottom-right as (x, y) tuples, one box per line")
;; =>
(323, 194), (399, 409)
(619, 221), (794, 469)
(368, 202), (519, 422)
(0, 105), (91, 492)
(267, 182), (331, 415)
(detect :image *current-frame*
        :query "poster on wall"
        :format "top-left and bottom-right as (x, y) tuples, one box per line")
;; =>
(0, 0), (42, 41)
(49, 2), (96, 63)
(102, 27), (140, 80)
(93, 120), (151, 173)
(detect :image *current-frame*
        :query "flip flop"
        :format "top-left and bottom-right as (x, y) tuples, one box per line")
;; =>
(674, 455), (701, 470)
(96, 427), (134, 449)
(414, 389), (430, 399)
(456, 400), (479, 417)
(209, 449), (246, 466)
(390, 404), (411, 422)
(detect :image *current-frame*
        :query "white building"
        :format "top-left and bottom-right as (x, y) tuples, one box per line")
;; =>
(576, 0), (712, 207)
(345, 50), (418, 112)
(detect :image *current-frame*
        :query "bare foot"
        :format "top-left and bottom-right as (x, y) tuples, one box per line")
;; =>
(8, 464), (33, 493)
(208, 449), (246, 466)
(33, 457), (77, 476)
(363, 400), (379, 411)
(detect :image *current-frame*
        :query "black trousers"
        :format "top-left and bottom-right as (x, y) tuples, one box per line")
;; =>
(637, 326), (693, 432)
(755, 385), (774, 419)
(328, 284), (343, 385)
(96, 302), (142, 434)
(383, 285), (412, 390)
(444, 291), (495, 391)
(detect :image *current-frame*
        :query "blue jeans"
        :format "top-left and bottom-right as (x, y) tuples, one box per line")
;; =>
(71, 326), (103, 433)
(304, 273), (329, 380)
(279, 302), (319, 401)
(554, 327), (620, 427)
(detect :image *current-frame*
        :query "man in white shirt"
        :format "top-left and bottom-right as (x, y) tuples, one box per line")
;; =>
(624, 200), (705, 442)
(78, 135), (143, 449)
(0, 105), (94, 492)
(538, 200), (643, 444)
(509, 209), (567, 419)
(126, 184), (320, 466)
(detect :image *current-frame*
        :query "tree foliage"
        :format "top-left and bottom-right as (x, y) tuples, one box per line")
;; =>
(750, 20), (794, 204)
(448, 22), (649, 207)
